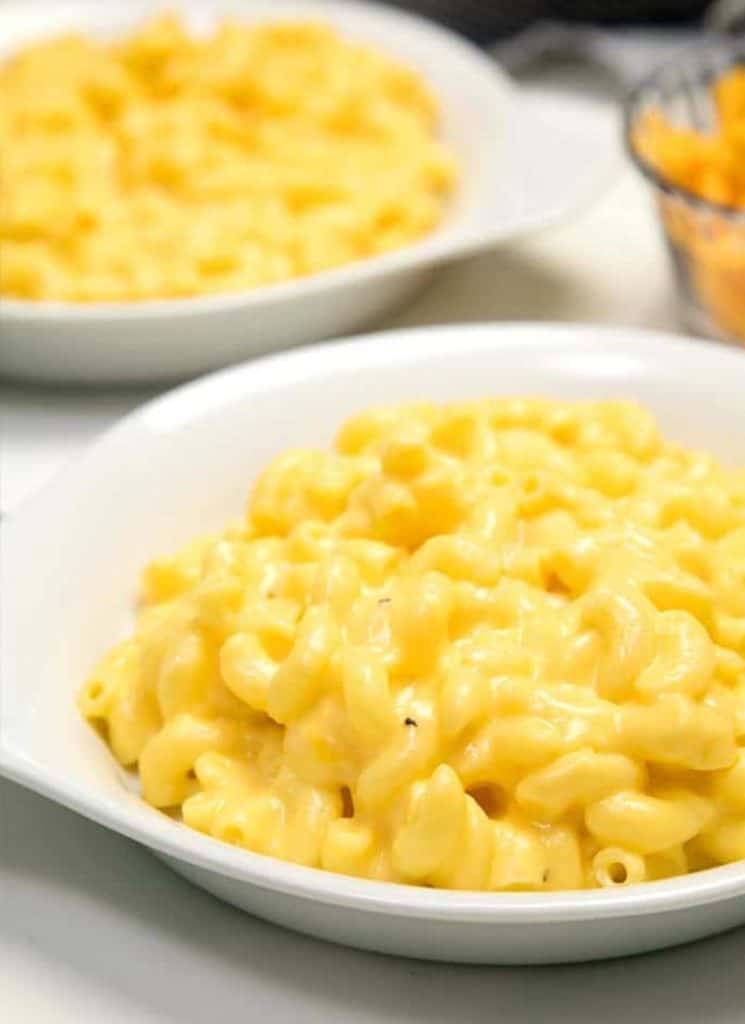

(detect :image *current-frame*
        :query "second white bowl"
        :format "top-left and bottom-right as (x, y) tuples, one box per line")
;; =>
(4, 322), (745, 963)
(0, 0), (614, 383)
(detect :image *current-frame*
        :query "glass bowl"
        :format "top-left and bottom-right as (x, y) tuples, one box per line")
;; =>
(625, 45), (745, 345)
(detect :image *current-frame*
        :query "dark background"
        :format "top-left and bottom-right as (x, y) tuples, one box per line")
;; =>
(386, 1), (709, 40)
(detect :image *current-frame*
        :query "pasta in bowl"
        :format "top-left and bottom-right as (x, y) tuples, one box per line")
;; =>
(81, 395), (745, 893)
(1, 13), (456, 303)
(8, 323), (745, 963)
(0, 0), (614, 382)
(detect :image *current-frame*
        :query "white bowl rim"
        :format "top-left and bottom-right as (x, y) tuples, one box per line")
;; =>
(0, 0), (514, 322)
(5, 321), (745, 923)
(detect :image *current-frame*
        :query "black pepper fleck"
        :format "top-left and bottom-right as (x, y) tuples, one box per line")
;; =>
(404, 717), (418, 727)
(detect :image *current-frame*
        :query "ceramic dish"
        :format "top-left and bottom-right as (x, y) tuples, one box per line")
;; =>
(0, 0), (614, 385)
(4, 322), (745, 964)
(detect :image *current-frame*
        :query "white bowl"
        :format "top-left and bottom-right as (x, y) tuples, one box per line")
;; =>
(0, 0), (614, 384)
(4, 322), (745, 964)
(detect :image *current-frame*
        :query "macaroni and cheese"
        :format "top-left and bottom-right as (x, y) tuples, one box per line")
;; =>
(81, 398), (745, 891)
(0, 15), (456, 302)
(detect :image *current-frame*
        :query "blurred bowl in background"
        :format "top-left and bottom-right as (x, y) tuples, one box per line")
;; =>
(0, 0), (616, 385)
(625, 44), (745, 346)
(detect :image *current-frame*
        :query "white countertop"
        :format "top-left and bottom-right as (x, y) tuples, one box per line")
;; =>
(3, 85), (745, 1022)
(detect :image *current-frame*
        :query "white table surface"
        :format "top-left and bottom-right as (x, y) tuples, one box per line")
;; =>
(3, 82), (745, 1022)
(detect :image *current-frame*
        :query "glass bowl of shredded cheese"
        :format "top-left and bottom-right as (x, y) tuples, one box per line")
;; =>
(626, 45), (745, 344)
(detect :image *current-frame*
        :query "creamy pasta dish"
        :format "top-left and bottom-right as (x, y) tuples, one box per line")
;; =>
(81, 398), (745, 891)
(0, 15), (455, 302)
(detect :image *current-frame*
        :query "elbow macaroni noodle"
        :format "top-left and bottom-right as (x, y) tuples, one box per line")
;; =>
(80, 398), (745, 890)
(0, 15), (455, 301)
